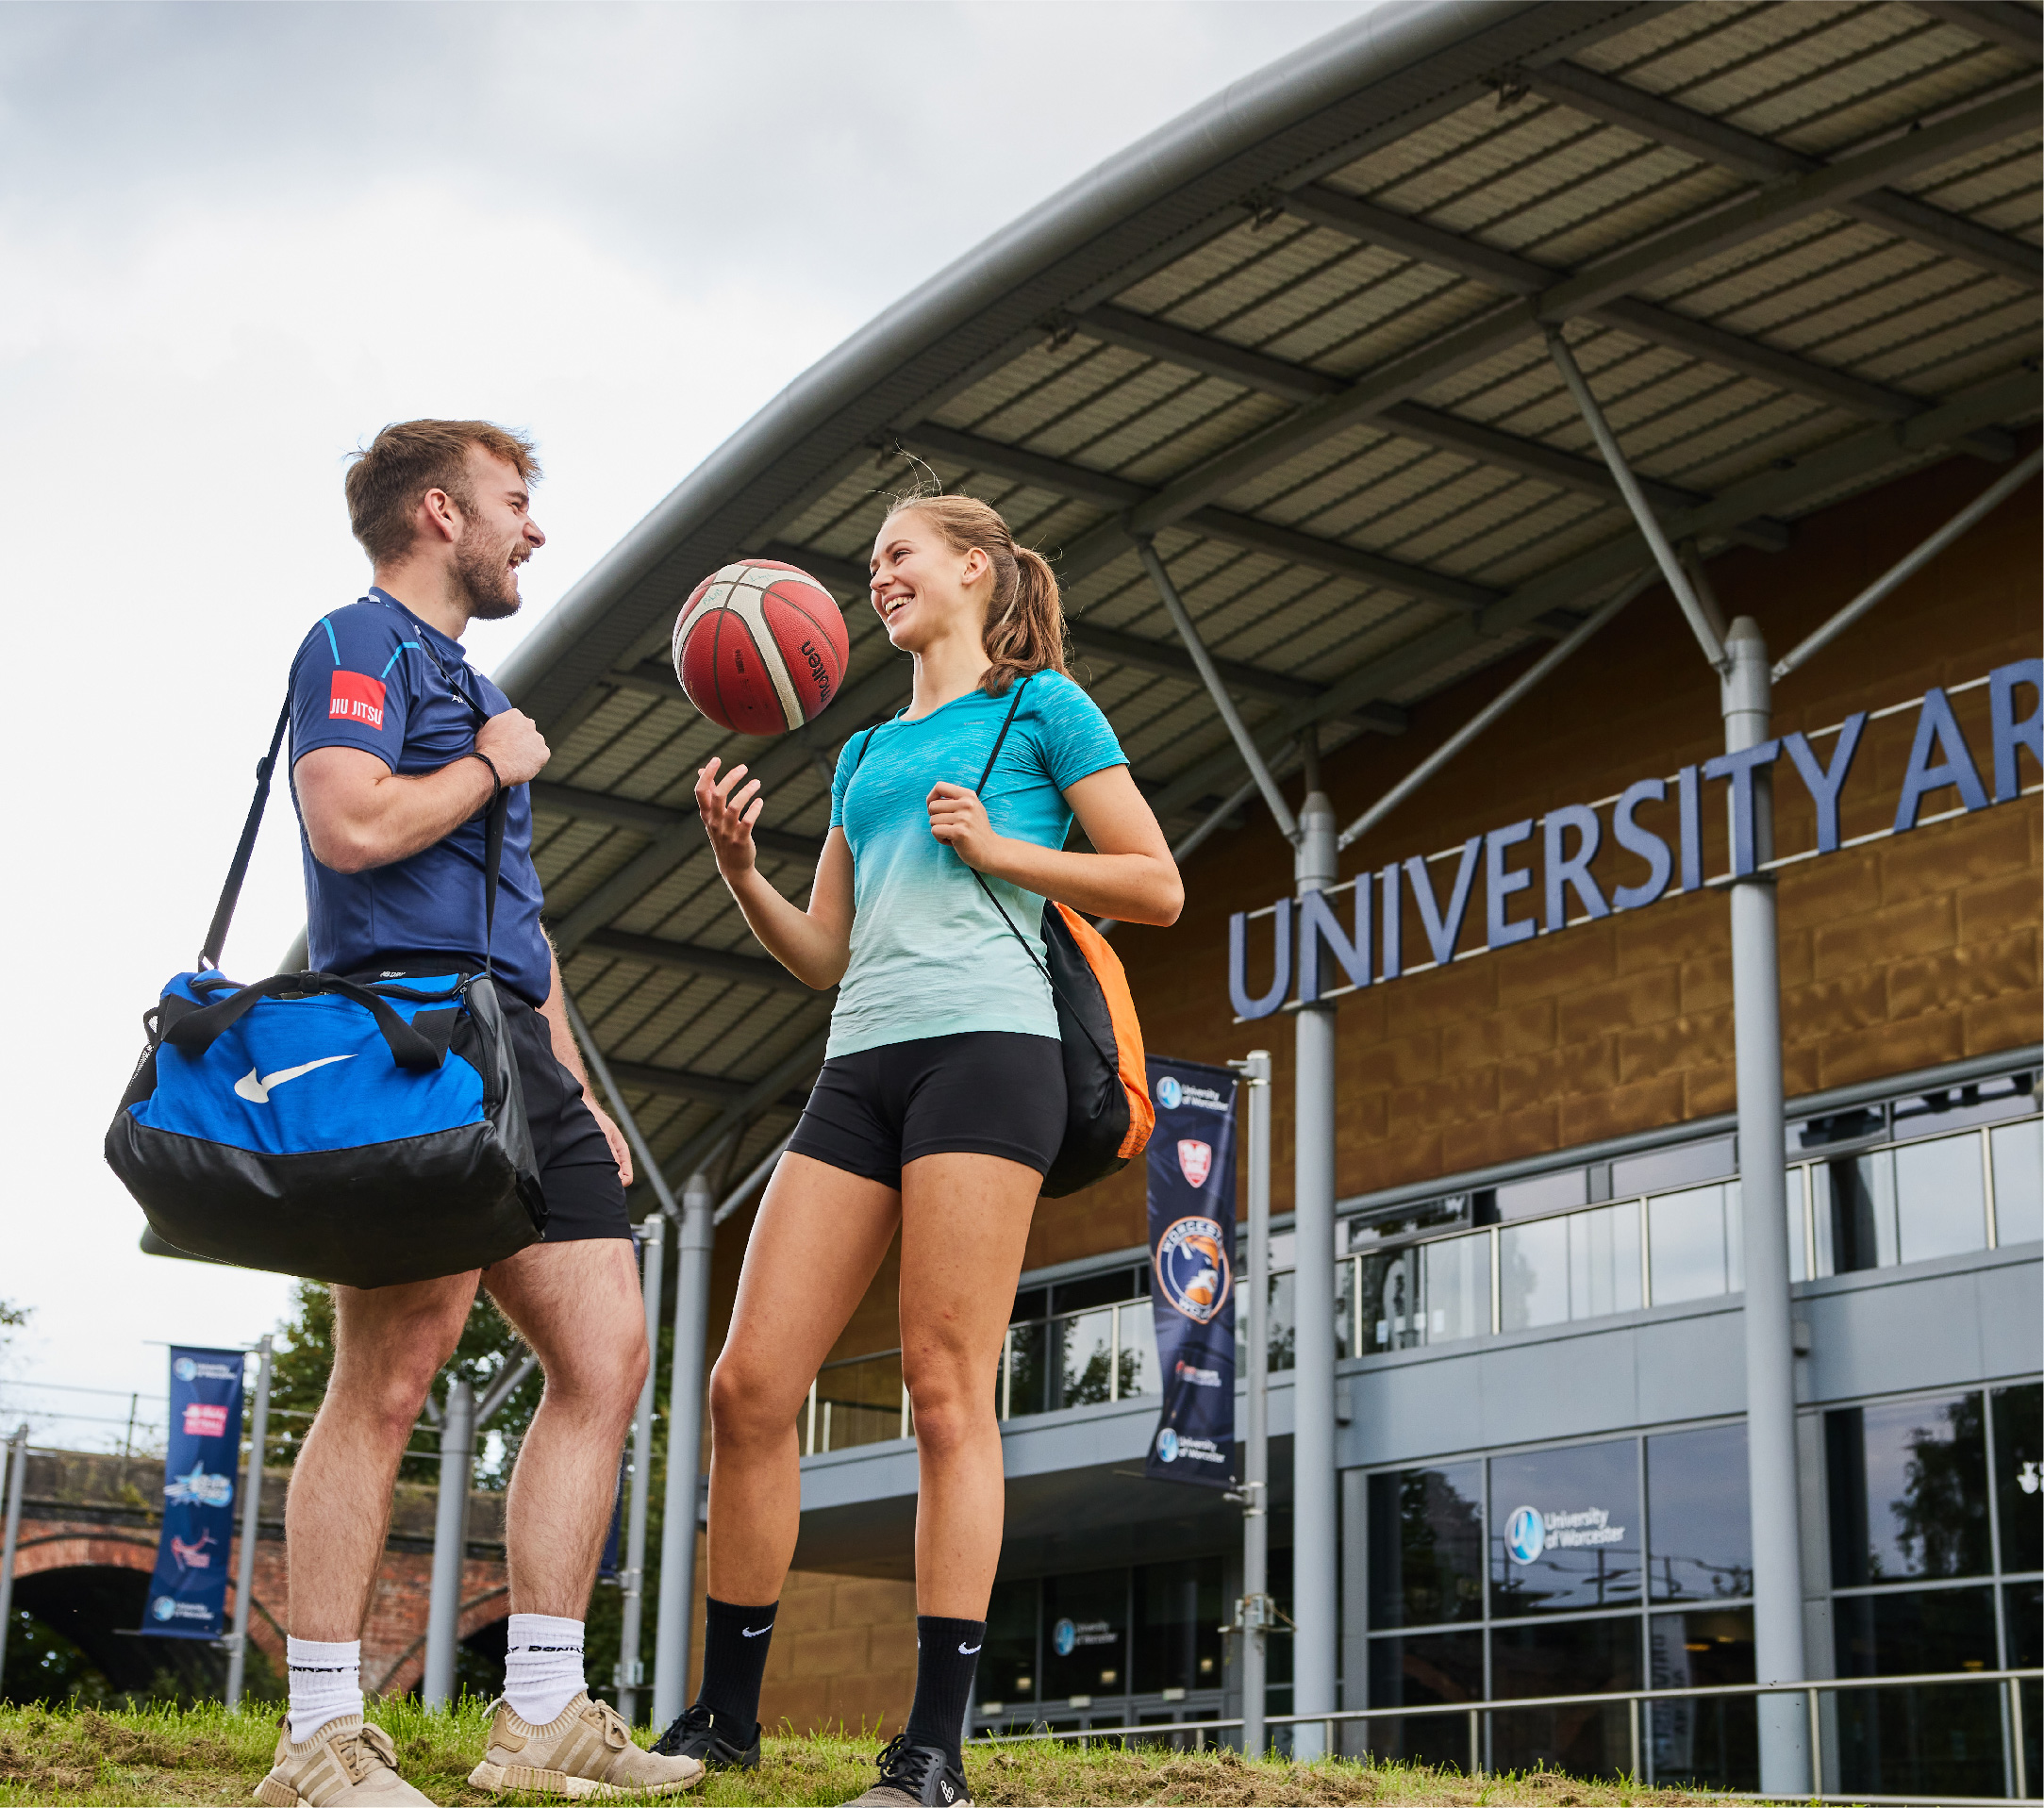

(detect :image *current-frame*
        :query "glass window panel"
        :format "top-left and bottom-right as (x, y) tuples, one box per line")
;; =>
(1364, 1631), (1482, 1770)
(1267, 1231), (1295, 1272)
(1991, 1119), (2043, 1246)
(1041, 1568), (1127, 1700)
(1266, 1269), (1295, 1373)
(1011, 1287), (1046, 1323)
(1992, 1382), (2042, 1573)
(1647, 1608), (1757, 1792)
(1613, 1136), (1737, 1199)
(1346, 1198), (1469, 1248)
(2005, 1581), (2041, 1670)
(1052, 1269), (1139, 1313)
(979, 1578), (1039, 1709)
(815, 1352), (904, 1452)
(1793, 1105), (1886, 1152)
(1116, 1303), (1158, 1401)
(1131, 1557), (1222, 1695)
(1892, 1072), (2037, 1136)
(1006, 1321), (1047, 1418)
(1826, 1393), (1991, 1585)
(1647, 1423), (1753, 1602)
(1357, 1249), (1422, 1353)
(1422, 1232), (1492, 1343)
(1490, 1439), (1641, 1615)
(1648, 1184), (1734, 1305)
(1499, 1215), (1570, 1332)
(1056, 1309), (1115, 1410)
(1815, 1153), (1897, 1275)
(1336, 1255), (1355, 1362)
(1494, 1169), (1588, 1219)
(1892, 1132), (1987, 1264)
(1367, 1462), (1485, 1629)
(1568, 1201), (1643, 1320)
(1490, 1617), (1641, 1782)
(1786, 1168), (1808, 1285)
(1832, 1586), (2004, 1800)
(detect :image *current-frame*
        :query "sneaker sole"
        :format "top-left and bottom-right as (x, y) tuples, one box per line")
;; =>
(468, 1759), (704, 1799)
(253, 1779), (303, 1808)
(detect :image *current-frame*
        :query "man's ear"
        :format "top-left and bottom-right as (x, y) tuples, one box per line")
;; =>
(418, 486), (462, 546)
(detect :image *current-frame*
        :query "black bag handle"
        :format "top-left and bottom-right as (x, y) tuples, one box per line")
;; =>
(162, 970), (457, 1070)
(198, 610), (510, 974)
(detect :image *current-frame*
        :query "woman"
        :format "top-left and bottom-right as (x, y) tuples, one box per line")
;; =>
(654, 495), (1182, 1807)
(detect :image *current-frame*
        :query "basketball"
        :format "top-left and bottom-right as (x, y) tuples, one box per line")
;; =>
(672, 558), (850, 736)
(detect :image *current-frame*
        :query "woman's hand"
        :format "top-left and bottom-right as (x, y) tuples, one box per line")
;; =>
(927, 782), (1009, 871)
(695, 755), (763, 876)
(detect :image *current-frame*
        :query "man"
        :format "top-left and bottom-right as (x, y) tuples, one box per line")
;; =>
(256, 420), (703, 1805)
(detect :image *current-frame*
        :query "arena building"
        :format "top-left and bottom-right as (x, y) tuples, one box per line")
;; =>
(484, 2), (2042, 1797)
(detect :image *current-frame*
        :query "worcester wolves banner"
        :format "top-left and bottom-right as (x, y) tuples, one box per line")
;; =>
(1144, 1058), (1238, 1488)
(141, 1345), (244, 1639)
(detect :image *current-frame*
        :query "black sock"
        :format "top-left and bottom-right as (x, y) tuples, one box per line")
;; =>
(904, 1615), (985, 1767)
(695, 1596), (776, 1732)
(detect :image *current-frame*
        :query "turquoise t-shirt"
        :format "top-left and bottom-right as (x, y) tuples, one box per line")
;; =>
(826, 671), (1126, 1059)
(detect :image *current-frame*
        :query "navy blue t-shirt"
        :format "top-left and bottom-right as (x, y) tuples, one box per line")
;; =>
(287, 589), (552, 1006)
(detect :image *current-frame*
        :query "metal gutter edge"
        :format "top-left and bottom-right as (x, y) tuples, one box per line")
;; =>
(490, 0), (1539, 712)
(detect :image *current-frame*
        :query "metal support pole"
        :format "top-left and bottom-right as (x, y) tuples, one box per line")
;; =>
(0, 1423), (26, 1695)
(652, 1172), (715, 1730)
(563, 989), (679, 1218)
(1232, 1050), (1272, 1759)
(1771, 445), (2043, 681)
(617, 1214), (666, 1723)
(1337, 571), (1653, 850)
(422, 1378), (475, 1709)
(224, 1336), (273, 1710)
(1546, 330), (1728, 672)
(714, 1133), (792, 1227)
(1291, 797), (1338, 1762)
(1722, 617), (1811, 1795)
(1137, 539), (1301, 842)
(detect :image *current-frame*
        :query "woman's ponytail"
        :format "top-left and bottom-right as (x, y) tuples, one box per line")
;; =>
(884, 494), (1070, 696)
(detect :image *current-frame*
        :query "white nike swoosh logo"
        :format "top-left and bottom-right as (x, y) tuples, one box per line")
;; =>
(235, 1054), (355, 1103)
(958, 1642), (982, 1654)
(740, 1625), (772, 1637)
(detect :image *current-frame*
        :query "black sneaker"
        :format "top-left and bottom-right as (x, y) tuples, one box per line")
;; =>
(840, 1734), (972, 1807)
(651, 1702), (761, 1770)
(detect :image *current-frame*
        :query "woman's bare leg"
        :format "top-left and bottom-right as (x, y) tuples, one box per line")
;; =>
(897, 1152), (1039, 1616)
(706, 1153), (902, 1603)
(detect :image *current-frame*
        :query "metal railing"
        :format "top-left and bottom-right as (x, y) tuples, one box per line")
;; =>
(972, 1667), (2042, 1803)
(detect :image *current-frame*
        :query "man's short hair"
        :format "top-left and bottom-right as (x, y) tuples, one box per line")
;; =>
(344, 420), (540, 566)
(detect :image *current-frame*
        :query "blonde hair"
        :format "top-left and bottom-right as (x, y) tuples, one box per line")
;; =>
(884, 494), (1069, 696)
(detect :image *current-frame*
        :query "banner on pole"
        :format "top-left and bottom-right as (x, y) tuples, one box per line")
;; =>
(1143, 1058), (1239, 1488)
(141, 1345), (244, 1639)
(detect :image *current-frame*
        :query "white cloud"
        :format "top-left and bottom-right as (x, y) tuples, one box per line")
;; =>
(0, 0), (1373, 1436)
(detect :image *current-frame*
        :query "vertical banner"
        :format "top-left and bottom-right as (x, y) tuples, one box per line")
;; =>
(1144, 1058), (1239, 1488)
(141, 1345), (244, 1639)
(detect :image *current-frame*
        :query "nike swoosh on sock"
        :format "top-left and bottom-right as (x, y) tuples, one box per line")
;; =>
(741, 1625), (772, 1637)
(958, 1642), (982, 1654)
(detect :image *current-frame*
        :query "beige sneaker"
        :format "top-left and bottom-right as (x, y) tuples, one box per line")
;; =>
(468, 1692), (706, 1799)
(254, 1714), (432, 1805)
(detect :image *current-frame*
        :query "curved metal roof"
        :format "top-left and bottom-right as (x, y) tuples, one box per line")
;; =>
(498, 0), (2042, 1195)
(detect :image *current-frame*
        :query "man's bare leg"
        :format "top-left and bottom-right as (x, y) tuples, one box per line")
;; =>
(286, 1271), (478, 1639)
(482, 1236), (649, 1617)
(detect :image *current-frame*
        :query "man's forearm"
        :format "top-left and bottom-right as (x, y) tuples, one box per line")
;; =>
(298, 751), (498, 874)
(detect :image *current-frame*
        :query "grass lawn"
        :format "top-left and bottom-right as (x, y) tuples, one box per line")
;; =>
(0, 1700), (1748, 1806)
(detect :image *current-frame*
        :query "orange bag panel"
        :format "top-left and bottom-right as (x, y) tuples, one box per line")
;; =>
(1053, 903), (1154, 1162)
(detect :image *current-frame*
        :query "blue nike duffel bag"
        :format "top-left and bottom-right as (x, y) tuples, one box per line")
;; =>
(105, 694), (546, 1289)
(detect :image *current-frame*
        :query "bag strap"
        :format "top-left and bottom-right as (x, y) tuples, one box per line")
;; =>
(960, 676), (1118, 1072)
(198, 699), (291, 970)
(199, 608), (511, 975)
(161, 970), (457, 1070)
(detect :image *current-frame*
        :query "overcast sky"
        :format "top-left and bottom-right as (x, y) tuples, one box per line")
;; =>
(0, 0), (1375, 1446)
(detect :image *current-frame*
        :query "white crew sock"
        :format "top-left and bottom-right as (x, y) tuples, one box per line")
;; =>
(286, 1636), (362, 1744)
(504, 1613), (587, 1727)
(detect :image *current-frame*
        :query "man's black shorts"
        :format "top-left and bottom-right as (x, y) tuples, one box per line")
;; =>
(787, 1031), (1066, 1192)
(350, 961), (629, 1243)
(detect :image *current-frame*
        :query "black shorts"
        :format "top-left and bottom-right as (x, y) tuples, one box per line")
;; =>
(787, 1031), (1066, 1192)
(349, 961), (630, 1243)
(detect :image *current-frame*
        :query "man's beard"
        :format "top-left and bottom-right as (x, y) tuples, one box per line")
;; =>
(457, 534), (523, 621)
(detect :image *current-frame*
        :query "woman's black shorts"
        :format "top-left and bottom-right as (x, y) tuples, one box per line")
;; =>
(787, 1031), (1066, 1191)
